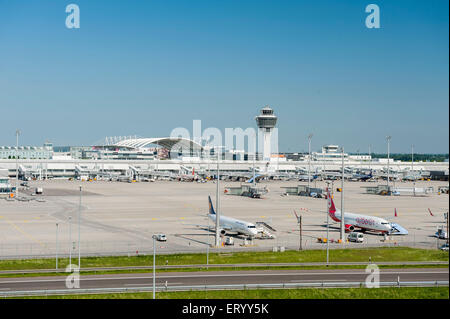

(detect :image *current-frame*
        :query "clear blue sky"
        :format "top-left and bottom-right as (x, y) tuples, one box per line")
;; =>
(0, 0), (448, 153)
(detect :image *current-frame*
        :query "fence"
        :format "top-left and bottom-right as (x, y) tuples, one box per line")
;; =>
(1, 281), (448, 298)
(0, 234), (446, 260)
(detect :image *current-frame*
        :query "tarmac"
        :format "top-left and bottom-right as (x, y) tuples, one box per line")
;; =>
(0, 179), (448, 258)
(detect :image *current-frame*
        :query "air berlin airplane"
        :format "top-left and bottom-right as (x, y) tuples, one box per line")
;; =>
(326, 189), (408, 235)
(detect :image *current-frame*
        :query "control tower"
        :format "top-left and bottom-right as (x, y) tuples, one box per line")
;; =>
(255, 106), (278, 160)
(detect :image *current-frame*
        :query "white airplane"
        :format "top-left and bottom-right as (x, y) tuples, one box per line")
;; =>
(196, 196), (259, 238)
(326, 189), (408, 235)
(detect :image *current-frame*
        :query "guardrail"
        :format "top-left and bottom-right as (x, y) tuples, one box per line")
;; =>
(1, 281), (448, 297)
(1, 261), (448, 275)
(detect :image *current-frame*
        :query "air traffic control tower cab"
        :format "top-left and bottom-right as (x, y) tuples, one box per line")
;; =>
(255, 106), (278, 161)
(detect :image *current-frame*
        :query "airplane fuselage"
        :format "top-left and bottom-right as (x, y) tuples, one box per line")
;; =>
(326, 190), (408, 235)
(208, 214), (258, 237)
(329, 210), (392, 233)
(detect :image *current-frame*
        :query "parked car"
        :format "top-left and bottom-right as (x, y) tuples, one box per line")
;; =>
(435, 227), (448, 240)
(440, 243), (449, 251)
(155, 234), (167, 242)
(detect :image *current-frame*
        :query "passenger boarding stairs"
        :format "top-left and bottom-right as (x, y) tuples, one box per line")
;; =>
(255, 221), (276, 239)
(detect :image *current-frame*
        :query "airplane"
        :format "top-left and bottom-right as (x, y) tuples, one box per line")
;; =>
(350, 171), (373, 182)
(325, 189), (408, 235)
(246, 174), (266, 184)
(298, 174), (319, 182)
(206, 196), (259, 237)
(402, 170), (424, 181)
(186, 196), (260, 238)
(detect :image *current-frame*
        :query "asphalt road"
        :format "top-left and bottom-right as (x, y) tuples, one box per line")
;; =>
(0, 268), (448, 292)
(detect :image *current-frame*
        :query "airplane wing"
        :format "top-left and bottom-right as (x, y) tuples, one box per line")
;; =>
(182, 222), (232, 231)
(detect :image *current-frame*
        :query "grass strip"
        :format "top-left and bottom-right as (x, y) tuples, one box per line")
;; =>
(0, 247), (447, 272)
(13, 287), (449, 299)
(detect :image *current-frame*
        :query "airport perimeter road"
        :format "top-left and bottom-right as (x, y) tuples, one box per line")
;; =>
(0, 268), (448, 292)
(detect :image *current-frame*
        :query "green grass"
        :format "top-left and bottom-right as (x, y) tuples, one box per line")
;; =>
(16, 287), (449, 299)
(0, 247), (447, 273)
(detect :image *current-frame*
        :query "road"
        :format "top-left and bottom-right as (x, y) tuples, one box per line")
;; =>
(0, 268), (448, 293)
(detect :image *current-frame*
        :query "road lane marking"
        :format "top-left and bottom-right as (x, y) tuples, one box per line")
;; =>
(0, 270), (447, 284)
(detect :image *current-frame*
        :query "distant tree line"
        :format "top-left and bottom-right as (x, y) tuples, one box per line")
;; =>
(363, 153), (449, 162)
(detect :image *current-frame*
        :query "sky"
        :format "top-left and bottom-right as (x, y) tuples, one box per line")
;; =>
(0, 0), (448, 153)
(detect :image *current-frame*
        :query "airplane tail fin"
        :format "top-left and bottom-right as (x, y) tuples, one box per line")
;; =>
(428, 208), (434, 216)
(327, 189), (337, 214)
(395, 208), (397, 217)
(208, 196), (216, 215)
(326, 188), (339, 222)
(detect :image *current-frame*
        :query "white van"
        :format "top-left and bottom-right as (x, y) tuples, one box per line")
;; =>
(225, 237), (234, 246)
(348, 232), (364, 243)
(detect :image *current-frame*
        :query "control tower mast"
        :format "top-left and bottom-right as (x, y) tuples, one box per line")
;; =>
(255, 106), (278, 161)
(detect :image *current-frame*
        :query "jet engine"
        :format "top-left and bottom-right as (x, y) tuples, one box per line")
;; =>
(345, 224), (355, 232)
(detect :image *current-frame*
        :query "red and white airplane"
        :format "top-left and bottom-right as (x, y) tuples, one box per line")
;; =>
(326, 189), (408, 235)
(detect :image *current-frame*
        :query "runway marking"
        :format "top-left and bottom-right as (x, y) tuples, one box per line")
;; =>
(2, 217), (45, 248)
(1, 270), (447, 284)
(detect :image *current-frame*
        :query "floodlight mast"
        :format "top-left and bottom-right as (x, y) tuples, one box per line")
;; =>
(307, 134), (313, 191)
(412, 144), (415, 197)
(15, 129), (20, 198)
(386, 136), (391, 192)
(215, 148), (221, 247)
(340, 147), (345, 242)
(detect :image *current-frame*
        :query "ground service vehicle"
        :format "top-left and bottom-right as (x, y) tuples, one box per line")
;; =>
(155, 234), (167, 242)
(348, 232), (364, 243)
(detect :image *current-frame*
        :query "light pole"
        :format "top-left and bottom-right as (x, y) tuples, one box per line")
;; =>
(69, 215), (72, 266)
(446, 212), (449, 246)
(340, 147), (345, 242)
(78, 186), (81, 269)
(56, 223), (59, 269)
(215, 148), (221, 247)
(298, 214), (302, 251)
(326, 183), (330, 265)
(368, 145), (372, 172)
(386, 136), (391, 193)
(307, 134), (313, 192)
(207, 214), (210, 269)
(15, 129), (20, 198)
(412, 144), (415, 197)
(152, 235), (157, 299)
